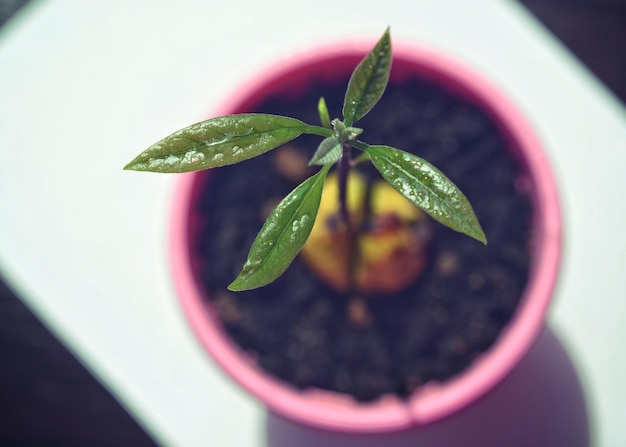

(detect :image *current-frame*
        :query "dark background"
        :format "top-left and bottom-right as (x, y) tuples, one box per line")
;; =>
(1, 1), (624, 445)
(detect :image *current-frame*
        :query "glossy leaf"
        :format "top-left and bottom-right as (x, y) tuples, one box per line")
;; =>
(342, 27), (392, 126)
(124, 114), (308, 173)
(365, 145), (487, 244)
(309, 136), (342, 166)
(228, 165), (331, 291)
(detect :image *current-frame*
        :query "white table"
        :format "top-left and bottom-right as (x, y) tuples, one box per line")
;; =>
(1, 1), (625, 445)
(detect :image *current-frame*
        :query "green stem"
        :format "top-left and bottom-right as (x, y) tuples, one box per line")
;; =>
(303, 124), (335, 138)
(350, 140), (370, 151)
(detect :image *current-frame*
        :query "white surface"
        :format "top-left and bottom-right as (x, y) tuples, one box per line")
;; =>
(1, 1), (625, 446)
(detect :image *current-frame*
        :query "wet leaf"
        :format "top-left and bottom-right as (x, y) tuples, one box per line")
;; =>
(342, 27), (392, 126)
(365, 145), (487, 244)
(309, 136), (342, 166)
(124, 114), (308, 173)
(228, 165), (331, 291)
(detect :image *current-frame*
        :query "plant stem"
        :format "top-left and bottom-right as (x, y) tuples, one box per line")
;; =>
(339, 143), (352, 227)
(303, 124), (335, 139)
(338, 143), (360, 293)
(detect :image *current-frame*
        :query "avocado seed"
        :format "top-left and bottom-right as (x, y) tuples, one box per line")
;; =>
(301, 172), (432, 295)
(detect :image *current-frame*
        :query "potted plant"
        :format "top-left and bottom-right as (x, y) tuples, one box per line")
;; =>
(125, 29), (562, 443)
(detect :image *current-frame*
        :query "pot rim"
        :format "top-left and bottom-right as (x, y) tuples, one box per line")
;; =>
(169, 38), (562, 433)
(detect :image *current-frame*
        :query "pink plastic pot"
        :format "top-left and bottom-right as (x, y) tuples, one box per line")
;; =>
(169, 38), (571, 440)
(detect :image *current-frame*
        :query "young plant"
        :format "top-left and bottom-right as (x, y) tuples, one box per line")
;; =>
(125, 28), (487, 292)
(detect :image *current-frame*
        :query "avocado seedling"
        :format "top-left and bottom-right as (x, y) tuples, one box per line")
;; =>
(125, 28), (486, 293)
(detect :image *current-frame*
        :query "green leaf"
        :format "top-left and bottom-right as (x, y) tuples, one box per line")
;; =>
(342, 27), (392, 126)
(318, 97), (331, 129)
(124, 114), (308, 173)
(228, 165), (331, 291)
(339, 126), (363, 143)
(332, 118), (346, 134)
(309, 136), (342, 166)
(365, 145), (487, 244)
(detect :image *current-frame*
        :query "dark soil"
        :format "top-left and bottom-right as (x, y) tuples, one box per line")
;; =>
(192, 75), (533, 402)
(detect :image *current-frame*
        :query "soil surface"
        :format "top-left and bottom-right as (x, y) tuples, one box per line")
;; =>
(193, 75), (532, 402)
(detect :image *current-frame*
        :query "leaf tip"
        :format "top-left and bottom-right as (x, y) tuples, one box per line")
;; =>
(227, 271), (258, 292)
(228, 272), (270, 292)
(123, 161), (137, 171)
(226, 281), (245, 292)
(123, 153), (150, 172)
(471, 226), (488, 245)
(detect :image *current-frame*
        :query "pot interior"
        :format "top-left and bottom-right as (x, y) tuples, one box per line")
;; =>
(173, 43), (560, 431)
